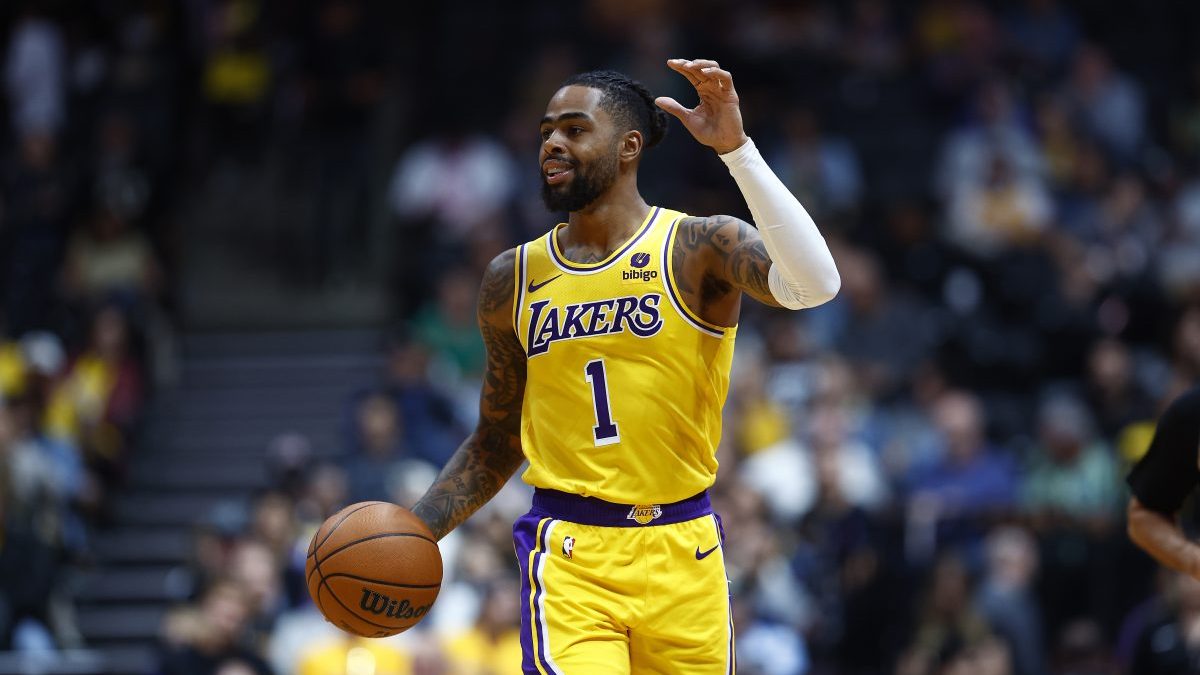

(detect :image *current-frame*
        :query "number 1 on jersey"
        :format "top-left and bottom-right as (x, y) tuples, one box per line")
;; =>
(584, 359), (620, 446)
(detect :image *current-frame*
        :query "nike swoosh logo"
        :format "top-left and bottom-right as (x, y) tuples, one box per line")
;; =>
(695, 544), (719, 560)
(527, 274), (562, 293)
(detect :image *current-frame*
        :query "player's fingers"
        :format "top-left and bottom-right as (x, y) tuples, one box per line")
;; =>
(678, 59), (716, 81)
(689, 59), (721, 70)
(700, 67), (735, 94)
(666, 59), (702, 87)
(654, 96), (693, 121)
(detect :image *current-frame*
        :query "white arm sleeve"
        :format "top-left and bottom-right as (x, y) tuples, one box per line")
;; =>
(719, 138), (841, 309)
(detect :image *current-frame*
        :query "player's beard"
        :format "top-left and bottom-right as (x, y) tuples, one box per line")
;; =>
(540, 149), (619, 213)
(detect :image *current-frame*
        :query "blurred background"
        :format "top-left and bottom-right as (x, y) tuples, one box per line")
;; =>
(1, 0), (1200, 673)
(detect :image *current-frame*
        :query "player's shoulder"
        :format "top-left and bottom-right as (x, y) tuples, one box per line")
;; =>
(673, 213), (754, 254)
(478, 247), (520, 318)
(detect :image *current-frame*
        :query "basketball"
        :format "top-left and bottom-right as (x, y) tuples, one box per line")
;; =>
(305, 501), (442, 638)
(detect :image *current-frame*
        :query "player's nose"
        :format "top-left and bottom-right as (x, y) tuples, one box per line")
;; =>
(542, 130), (567, 156)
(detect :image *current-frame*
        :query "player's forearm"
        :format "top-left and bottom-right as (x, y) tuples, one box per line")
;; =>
(718, 138), (840, 309)
(1128, 497), (1200, 578)
(411, 427), (524, 540)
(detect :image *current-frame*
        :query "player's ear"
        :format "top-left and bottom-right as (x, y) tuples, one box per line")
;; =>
(619, 130), (644, 163)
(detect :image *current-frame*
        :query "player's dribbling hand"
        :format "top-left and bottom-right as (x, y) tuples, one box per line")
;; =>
(656, 58), (750, 155)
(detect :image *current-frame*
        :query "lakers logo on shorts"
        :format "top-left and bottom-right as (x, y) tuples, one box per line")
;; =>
(626, 504), (663, 525)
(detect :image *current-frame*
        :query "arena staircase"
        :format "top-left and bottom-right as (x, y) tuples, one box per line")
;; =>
(42, 331), (383, 675)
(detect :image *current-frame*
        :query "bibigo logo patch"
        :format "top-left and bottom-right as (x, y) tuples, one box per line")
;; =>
(622, 253), (657, 284)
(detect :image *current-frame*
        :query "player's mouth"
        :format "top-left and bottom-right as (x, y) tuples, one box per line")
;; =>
(543, 158), (575, 186)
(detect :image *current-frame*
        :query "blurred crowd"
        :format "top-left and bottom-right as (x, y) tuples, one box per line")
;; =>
(4, 0), (1200, 674)
(1, 0), (170, 654)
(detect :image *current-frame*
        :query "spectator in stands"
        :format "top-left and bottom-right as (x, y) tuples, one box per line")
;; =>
(1034, 94), (1086, 191)
(0, 392), (85, 549)
(791, 416), (892, 671)
(413, 269), (486, 379)
(441, 578), (523, 675)
(388, 130), (516, 244)
(771, 105), (863, 223)
(159, 578), (274, 675)
(1084, 338), (1153, 441)
(291, 463), (349, 560)
(905, 390), (1018, 550)
(1022, 394), (1121, 640)
(3, 6), (66, 140)
(896, 553), (997, 675)
(823, 248), (937, 399)
(62, 202), (164, 314)
(841, 0), (906, 76)
(1022, 394), (1120, 530)
(1063, 45), (1145, 161)
(718, 482), (816, 635)
(1160, 174), (1200, 298)
(975, 526), (1046, 675)
(341, 391), (420, 503)
(198, 0), (271, 168)
(936, 80), (1043, 202)
(732, 594), (811, 675)
(344, 328), (462, 468)
(946, 152), (1052, 258)
(247, 492), (296, 570)
(388, 123), (516, 310)
(44, 305), (144, 482)
(0, 399), (63, 650)
(228, 538), (285, 641)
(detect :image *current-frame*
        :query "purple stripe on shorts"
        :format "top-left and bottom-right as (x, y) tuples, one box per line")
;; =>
(513, 513), (544, 674)
(532, 520), (555, 674)
(530, 488), (712, 527)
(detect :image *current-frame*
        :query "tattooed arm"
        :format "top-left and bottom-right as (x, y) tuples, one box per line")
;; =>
(411, 249), (526, 539)
(672, 215), (780, 326)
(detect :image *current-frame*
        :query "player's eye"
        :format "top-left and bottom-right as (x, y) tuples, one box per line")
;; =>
(540, 129), (552, 141)
(569, 126), (585, 136)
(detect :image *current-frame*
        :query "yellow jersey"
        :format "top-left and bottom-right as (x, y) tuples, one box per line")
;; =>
(512, 206), (737, 504)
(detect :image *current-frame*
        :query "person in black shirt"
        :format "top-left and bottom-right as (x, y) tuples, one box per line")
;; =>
(1126, 387), (1200, 575)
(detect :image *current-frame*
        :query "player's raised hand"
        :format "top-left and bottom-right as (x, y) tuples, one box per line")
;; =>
(656, 59), (750, 155)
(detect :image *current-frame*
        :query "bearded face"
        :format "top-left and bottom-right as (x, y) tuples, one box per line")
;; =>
(540, 142), (620, 213)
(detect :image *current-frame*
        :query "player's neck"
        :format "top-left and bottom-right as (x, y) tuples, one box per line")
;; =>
(564, 182), (651, 250)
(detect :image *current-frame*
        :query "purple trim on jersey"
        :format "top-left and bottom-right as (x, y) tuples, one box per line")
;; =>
(548, 207), (662, 273)
(514, 244), (527, 336)
(531, 488), (712, 527)
(661, 218), (725, 338)
(514, 513), (544, 674)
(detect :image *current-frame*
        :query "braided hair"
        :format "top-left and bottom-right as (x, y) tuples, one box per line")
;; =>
(562, 70), (670, 150)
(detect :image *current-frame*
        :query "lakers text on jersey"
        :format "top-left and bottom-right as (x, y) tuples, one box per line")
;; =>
(512, 206), (737, 505)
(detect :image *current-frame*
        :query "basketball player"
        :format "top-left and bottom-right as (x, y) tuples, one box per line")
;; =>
(1126, 386), (1200, 576)
(411, 59), (841, 673)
